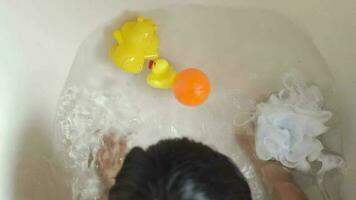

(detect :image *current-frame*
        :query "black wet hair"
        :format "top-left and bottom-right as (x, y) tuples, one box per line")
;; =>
(109, 138), (252, 200)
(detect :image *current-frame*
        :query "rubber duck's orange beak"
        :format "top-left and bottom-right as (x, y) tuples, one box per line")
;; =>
(148, 60), (155, 70)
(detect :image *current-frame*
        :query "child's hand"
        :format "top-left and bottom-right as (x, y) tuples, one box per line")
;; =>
(96, 133), (127, 187)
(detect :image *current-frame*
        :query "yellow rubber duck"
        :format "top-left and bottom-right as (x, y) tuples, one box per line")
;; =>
(147, 59), (177, 89)
(109, 17), (159, 74)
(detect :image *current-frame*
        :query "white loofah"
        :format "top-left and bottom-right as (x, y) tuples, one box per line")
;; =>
(255, 71), (344, 174)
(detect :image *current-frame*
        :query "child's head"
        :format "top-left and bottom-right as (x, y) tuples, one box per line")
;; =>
(109, 138), (252, 200)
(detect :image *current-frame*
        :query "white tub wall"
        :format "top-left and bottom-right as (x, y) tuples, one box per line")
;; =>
(0, 0), (355, 199)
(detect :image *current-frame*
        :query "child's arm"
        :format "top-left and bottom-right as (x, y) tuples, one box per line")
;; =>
(236, 126), (307, 200)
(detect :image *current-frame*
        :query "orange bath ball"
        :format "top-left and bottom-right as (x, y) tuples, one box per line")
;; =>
(173, 68), (211, 106)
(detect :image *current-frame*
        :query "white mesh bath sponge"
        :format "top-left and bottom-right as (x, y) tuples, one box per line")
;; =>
(255, 70), (344, 175)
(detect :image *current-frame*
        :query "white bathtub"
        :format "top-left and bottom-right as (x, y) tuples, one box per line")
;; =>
(1, 1), (355, 200)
